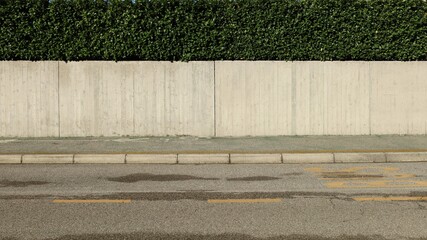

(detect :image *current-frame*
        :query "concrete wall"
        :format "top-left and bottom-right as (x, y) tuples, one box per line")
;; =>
(0, 61), (426, 137)
(370, 62), (427, 135)
(59, 61), (214, 137)
(0, 62), (59, 137)
(215, 61), (293, 136)
(215, 61), (371, 136)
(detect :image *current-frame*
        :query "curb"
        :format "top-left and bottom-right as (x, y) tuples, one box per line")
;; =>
(178, 154), (229, 164)
(126, 154), (177, 164)
(23, 154), (73, 164)
(74, 154), (125, 164)
(0, 152), (427, 164)
(231, 154), (281, 164)
(282, 153), (333, 164)
(334, 152), (386, 163)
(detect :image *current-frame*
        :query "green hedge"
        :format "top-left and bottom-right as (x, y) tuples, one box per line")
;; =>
(1, 0), (426, 61)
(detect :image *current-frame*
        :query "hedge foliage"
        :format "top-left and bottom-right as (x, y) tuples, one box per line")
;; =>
(1, 0), (426, 61)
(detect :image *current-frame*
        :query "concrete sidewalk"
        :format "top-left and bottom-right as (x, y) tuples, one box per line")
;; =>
(0, 135), (427, 164)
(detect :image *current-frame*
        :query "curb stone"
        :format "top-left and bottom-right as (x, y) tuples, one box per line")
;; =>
(178, 154), (229, 164)
(74, 154), (125, 164)
(22, 154), (73, 164)
(0, 152), (427, 164)
(282, 153), (333, 164)
(230, 154), (281, 164)
(385, 152), (427, 162)
(334, 153), (386, 163)
(126, 154), (178, 164)
(0, 155), (21, 164)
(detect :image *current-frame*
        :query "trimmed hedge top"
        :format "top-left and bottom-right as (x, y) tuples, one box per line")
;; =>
(1, 0), (426, 61)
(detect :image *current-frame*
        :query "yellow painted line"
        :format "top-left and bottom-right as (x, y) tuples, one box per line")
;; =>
(207, 198), (282, 203)
(52, 199), (131, 203)
(305, 166), (400, 173)
(354, 196), (427, 202)
(321, 177), (383, 180)
(326, 180), (427, 189)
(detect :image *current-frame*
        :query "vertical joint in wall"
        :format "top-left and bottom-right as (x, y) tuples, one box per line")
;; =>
(213, 61), (217, 137)
(57, 61), (61, 138)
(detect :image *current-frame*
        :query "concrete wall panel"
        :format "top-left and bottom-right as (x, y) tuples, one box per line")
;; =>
(59, 62), (136, 136)
(215, 61), (371, 136)
(215, 61), (293, 136)
(0, 61), (59, 137)
(134, 61), (214, 136)
(370, 62), (427, 135)
(293, 62), (370, 135)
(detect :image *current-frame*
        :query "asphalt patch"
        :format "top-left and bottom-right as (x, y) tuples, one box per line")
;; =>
(0, 180), (49, 188)
(43, 232), (399, 240)
(106, 173), (219, 183)
(227, 176), (281, 181)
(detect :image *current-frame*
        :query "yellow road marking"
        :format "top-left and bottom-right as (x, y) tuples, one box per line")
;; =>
(394, 174), (417, 179)
(326, 180), (427, 189)
(208, 198), (282, 203)
(354, 196), (427, 201)
(305, 167), (399, 174)
(52, 199), (131, 203)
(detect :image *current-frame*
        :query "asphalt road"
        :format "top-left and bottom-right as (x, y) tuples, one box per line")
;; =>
(0, 163), (426, 240)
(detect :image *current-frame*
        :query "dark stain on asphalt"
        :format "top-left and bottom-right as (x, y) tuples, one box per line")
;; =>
(44, 232), (401, 240)
(107, 173), (219, 183)
(0, 180), (49, 188)
(48, 191), (355, 202)
(179, 190), (215, 192)
(227, 176), (281, 181)
(0, 194), (53, 200)
(283, 172), (304, 176)
(321, 172), (384, 179)
(2, 191), (427, 202)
